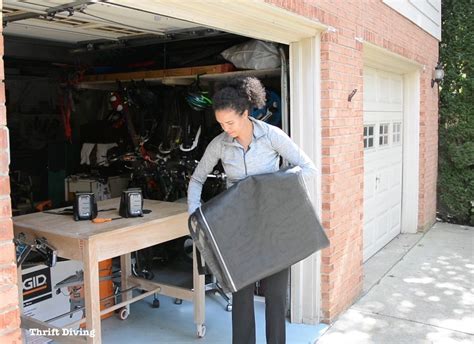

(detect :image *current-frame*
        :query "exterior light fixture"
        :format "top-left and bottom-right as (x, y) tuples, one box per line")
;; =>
(431, 62), (445, 88)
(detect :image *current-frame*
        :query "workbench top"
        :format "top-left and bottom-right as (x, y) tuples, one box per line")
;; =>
(13, 198), (188, 240)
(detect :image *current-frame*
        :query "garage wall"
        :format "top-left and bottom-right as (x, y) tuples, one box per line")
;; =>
(265, 0), (439, 322)
(0, 8), (22, 342)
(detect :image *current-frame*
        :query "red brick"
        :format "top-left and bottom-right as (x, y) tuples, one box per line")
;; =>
(0, 328), (22, 344)
(0, 150), (10, 173)
(0, 198), (11, 218)
(0, 106), (6, 126)
(0, 286), (18, 310)
(0, 176), (10, 196)
(0, 242), (15, 265)
(0, 264), (17, 287)
(0, 127), (8, 150)
(0, 83), (4, 105)
(0, 218), (13, 242)
(0, 308), (20, 332)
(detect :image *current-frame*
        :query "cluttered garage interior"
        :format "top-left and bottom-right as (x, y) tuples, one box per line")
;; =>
(4, 1), (327, 343)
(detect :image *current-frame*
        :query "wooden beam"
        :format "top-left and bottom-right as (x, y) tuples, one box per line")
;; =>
(81, 63), (234, 83)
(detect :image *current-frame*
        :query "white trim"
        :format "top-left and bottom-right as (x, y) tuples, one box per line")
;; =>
(401, 71), (420, 233)
(363, 44), (422, 237)
(289, 35), (322, 324)
(363, 42), (424, 73)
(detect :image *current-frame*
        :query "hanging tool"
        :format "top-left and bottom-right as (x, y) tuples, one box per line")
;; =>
(59, 86), (74, 142)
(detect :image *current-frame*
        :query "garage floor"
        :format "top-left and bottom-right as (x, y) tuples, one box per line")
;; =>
(100, 293), (327, 344)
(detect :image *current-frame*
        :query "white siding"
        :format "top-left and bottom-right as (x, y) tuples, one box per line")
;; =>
(383, 0), (441, 40)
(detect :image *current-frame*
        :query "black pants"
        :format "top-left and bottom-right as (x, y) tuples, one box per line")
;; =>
(232, 268), (289, 344)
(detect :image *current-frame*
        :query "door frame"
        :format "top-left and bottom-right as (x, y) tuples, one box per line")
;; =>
(289, 35), (323, 324)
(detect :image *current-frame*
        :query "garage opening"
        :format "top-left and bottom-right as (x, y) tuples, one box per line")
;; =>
(3, 0), (297, 339)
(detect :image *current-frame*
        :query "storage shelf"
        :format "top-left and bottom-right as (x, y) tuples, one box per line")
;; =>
(77, 64), (280, 90)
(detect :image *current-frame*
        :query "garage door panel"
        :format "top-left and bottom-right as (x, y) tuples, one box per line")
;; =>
(363, 67), (403, 262)
(377, 212), (391, 238)
(363, 68), (378, 111)
(391, 78), (403, 105)
(364, 171), (377, 199)
(364, 68), (403, 112)
(378, 74), (391, 104)
(390, 205), (402, 229)
(364, 220), (377, 254)
(391, 168), (403, 188)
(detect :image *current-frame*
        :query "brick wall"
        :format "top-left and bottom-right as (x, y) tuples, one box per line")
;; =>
(266, 0), (439, 322)
(0, 4), (22, 342)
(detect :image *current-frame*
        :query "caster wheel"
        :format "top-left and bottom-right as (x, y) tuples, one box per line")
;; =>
(174, 298), (183, 305)
(152, 299), (160, 308)
(197, 324), (206, 338)
(119, 307), (129, 320)
(226, 304), (232, 312)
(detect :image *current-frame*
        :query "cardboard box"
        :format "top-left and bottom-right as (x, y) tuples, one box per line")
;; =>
(64, 175), (130, 201)
(22, 260), (84, 329)
(22, 259), (116, 330)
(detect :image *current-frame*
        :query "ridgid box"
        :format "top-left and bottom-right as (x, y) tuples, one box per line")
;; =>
(22, 259), (115, 329)
(22, 260), (84, 328)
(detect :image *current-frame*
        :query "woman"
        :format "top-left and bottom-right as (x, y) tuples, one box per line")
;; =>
(187, 77), (316, 344)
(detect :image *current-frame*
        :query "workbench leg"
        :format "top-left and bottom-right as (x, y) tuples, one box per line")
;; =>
(17, 264), (23, 312)
(193, 244), (206, 337)
(83, 241), (101, 344)
(120, 253), (132, 313)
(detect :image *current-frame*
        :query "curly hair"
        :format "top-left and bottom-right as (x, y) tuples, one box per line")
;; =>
(212, 76), (266, 115)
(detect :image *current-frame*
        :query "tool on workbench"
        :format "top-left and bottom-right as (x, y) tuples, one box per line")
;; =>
(73, 192), (98, 221)
(92, 217), (122, 224)
(119, 188), (143, 218)
(44, 207), (117, 216)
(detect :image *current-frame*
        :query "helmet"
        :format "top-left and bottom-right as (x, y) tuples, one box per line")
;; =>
(185, 75), (213, 111)
(186, 91), (212, 111)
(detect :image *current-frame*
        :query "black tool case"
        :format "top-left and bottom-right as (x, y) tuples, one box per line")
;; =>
(188, 168), (329, 294)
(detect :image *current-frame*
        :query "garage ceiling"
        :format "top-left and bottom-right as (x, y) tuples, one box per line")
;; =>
(2, 0), (212, 44)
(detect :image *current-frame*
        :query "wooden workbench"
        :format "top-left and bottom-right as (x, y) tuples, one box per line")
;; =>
(13, 198), (206, 343)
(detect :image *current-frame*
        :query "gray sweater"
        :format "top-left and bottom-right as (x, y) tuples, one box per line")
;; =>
(187, 117), (317, 214)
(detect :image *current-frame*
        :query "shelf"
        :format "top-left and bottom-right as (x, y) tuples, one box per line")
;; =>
(77, 63), (280, 90)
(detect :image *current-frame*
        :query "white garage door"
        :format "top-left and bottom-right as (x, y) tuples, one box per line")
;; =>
(363, 67), (403, 261)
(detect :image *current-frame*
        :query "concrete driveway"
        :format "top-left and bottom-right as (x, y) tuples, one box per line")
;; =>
(317, 222), (474, 344)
